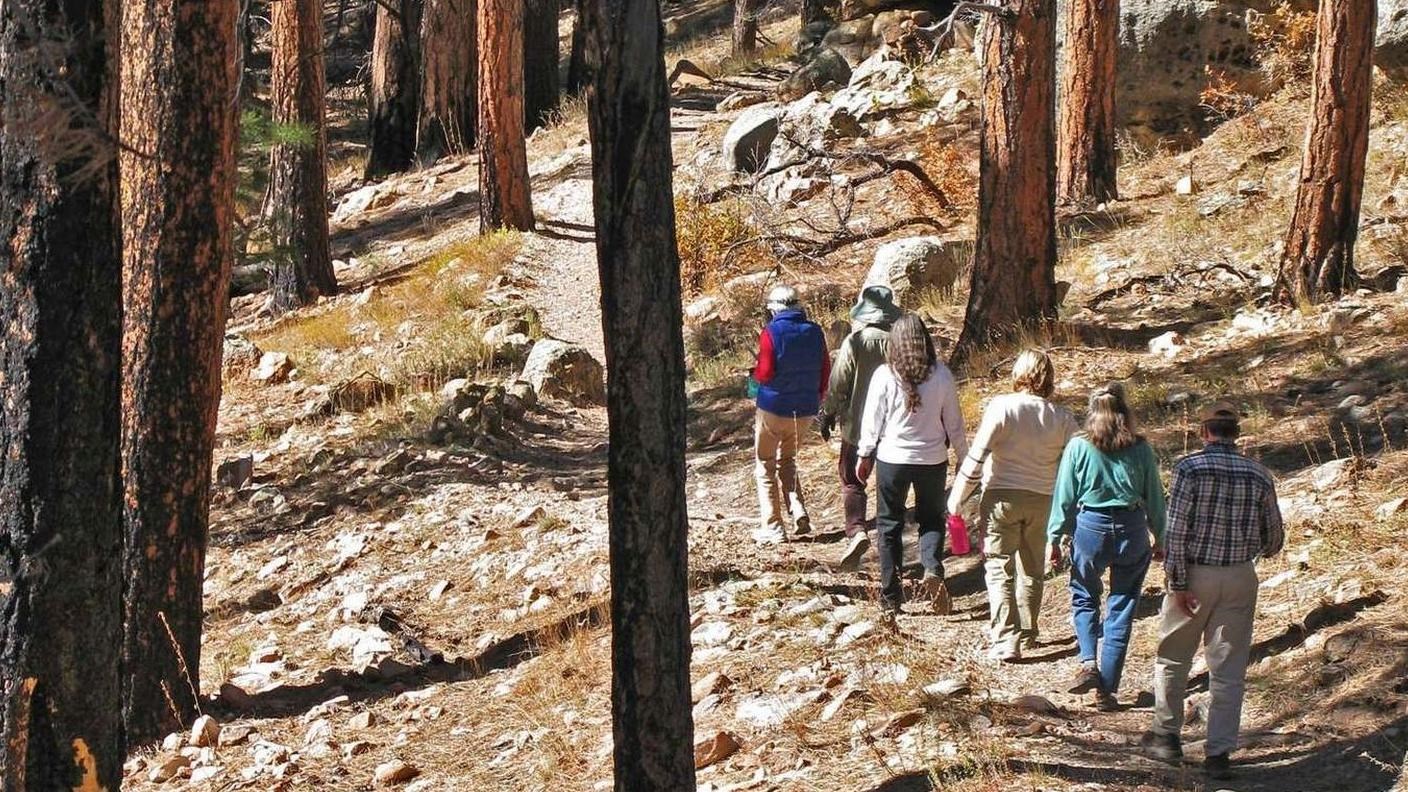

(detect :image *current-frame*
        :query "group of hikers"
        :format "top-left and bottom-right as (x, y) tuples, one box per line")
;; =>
(747, 284), (1286, 780)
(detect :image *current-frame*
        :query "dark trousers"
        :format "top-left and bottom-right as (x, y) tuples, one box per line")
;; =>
(839, 441), (870, 536)
(875, 460), (947, 609)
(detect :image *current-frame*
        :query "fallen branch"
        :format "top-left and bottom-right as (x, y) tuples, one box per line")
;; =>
(917, 1), (1014, 60)
(1085, 261), (1256, 308)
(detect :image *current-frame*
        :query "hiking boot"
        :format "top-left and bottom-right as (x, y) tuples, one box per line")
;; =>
(838, 533), (870, 572)
(793, 515), (811, 536)
(923, 574), (951, 615)
(1138, 730), (1183, 763)
(1094, 689), (1120, 712)
(1203, 753), (1233, 780)
(1069, 662), (1101, 694)
(987, 643), (1021, 664)
(1018, 632), (1040, 652)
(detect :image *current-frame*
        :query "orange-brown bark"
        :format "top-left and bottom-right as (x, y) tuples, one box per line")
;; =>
(953, 0), (1058, 367)
(478, 0), (535, 231)
(1278, 0), (1375, 303)
(1057, 0), (1119, 204)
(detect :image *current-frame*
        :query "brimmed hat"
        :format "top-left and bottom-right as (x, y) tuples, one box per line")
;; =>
(1199, 400), (1241, 423)
(850, 284), (902, 326)
(766, 285), (800, 313)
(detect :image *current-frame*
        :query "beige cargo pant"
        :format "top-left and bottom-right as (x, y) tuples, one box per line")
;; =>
(981, 488), (1052, 653)
(754, 410), (810, 531)
(1151, 562), (1258, 757)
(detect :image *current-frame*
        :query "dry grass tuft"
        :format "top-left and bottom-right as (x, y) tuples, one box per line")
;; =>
(676, 197), (778, 298)
(899, 129), (977, 220)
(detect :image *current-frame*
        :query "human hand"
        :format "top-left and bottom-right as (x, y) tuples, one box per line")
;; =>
(1173, 590), (1199, 617)
(816, 413), (836, 442)
(1048, 542), (1063, 570)
(1152, 542), (1166, 563)
(856, 456), (874, 482)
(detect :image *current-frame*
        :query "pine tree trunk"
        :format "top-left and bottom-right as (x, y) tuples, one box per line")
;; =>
(1278, 0), (1374, 304)
(267, 0), (337, 310)
(581, 0), (697, 788)
(732, 0), (760, 57)
(1056, 0), (1118, 205)
(0, 0), (125, 786)
(366, 0), (423, 177)
(566, 0), (588, 93)
(118, 0), (240, 746)
(952, 2), (1058, 368)
(524, 0), (561, 130)
(479, 0), (536, 231)
(418, 0), (477, 161)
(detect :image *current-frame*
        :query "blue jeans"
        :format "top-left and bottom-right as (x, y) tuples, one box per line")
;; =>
(1068, 507), (1152, 694)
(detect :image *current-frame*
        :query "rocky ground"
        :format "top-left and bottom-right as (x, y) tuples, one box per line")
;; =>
(122, 2), (1408, 790)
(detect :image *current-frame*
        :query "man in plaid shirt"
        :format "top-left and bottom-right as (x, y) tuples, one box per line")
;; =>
(1140, 401), (1284, 780)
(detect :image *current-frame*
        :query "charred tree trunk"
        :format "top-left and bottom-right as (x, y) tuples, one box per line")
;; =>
(0, 0), (124, 785)
(732, 0), (760, 57)
(566, 0), (588, 93)
(952, 2), (1058, 368)
(581, 0), (697, 788)
(523, 0), (560, 130)
(119, 0), (240, 746)
(479, 0), (535, 230)
(418, 0), (477, 161)
(267, 0), (337, 310)
(366, 0), (423, 177)
(1056, 0), (1118, 205)
(1278, 0), (1375, 304)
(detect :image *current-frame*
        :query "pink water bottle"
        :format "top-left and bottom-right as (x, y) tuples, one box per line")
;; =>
(946, 514), (971, 556)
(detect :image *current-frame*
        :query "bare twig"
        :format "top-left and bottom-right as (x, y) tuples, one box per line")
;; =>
(916, 1), (1014, 60)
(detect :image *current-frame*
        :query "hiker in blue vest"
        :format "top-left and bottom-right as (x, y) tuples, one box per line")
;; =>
(752, 285), (830, 542)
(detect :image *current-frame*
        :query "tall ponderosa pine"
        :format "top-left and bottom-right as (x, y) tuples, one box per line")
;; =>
(523, 0), (561, 131)
(732, 0), (760, 56)
(119, 0), (241, 745)
(581, 0), (697, 787)
(267, 0), (336, 309)
(1278, 0), (1375, 303)
(953, 0), (1058, 367)
(0, 0), (125, 785)
(419, 0), (477, 161)
(367, 0), (424, 177)
(479, 0), (535, 230)
(1056, 0), (1119, 204)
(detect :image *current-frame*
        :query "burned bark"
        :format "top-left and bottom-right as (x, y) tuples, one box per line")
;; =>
(418, 0), (477, 161)
(580, 0), (697, 787)
(0, 0), (124, 785)
(524, 0), (561, 130)
(366, 0), (424, 177)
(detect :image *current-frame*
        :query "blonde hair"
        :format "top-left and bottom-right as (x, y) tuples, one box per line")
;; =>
(1086, 381), (1141, 453)
(1011, 349), (1055, 398)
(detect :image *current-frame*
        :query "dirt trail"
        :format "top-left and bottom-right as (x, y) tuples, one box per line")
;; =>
(522, 146), (607, 360)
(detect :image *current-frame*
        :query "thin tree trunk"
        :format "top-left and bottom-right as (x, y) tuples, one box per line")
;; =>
(581, 0), (697, 788)
(566, 0), (588, 93)
(0, 0), (124, 785)
(732, 0), (760, 57)
(418, 0), (477, 161)
(267, 0), (337, 310)
(366, 0), (424, 177)
(952, 1), (1058, 368)
(1056, 0), (1118, 205)
(1278, 0), (1375, 304)
(524, 0), (561, 131)
(119, 0), (240, 746)
(479, 0), (535, 230)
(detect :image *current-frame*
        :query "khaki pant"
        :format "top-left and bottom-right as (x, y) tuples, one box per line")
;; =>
(981, 488), (1051, 652)
(1151, 562), (1258, 757)
(755, 410), (810, 530)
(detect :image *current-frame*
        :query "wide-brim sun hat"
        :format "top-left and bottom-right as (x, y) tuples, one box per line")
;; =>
(850, 284), (902, 325)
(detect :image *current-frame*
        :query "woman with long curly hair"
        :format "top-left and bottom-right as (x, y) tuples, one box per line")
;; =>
(856, 314), (968, 615)
(1048, 382), (1167, 711)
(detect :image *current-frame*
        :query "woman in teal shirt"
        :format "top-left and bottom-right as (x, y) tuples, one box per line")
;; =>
(1049, 382), (1167, 711)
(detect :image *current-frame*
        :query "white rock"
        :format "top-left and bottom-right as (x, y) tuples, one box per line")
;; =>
(521, 340), (605, 406)
(251, 352), (293, 384)
(1175, 174), (1196, 195)
(1375, 497), (1407, 520)
(189, 715), (220, 748)
(691, 621), (735, 648)
(864, 236), (962, 301)
(1148, 330), (1185, 358)
(1311, 458), (1354, 492)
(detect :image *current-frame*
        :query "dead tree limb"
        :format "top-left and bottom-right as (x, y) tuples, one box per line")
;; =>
(917, 1), (1013, 60)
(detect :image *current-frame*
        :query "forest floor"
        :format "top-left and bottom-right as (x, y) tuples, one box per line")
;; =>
(123, 4), (1408, 791)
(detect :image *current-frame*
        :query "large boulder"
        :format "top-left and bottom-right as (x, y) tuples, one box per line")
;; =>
(766, 91), (864, 171)
(821, 16), (881, 64)
(722, 104), (781, 173)
(779, 47), (853, 101)
(521, 340), (606, 406)
(1378, 0), (1408, 74)
(863, 237), (964, 300)
(830, 52), (917, 119)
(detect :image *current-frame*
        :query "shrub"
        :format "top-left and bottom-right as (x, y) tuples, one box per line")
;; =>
(1250, 3), (1318, 89)
(898, 128), (976, 219)
(675, 197), (778, 297)
(1199, 66), (1258, 123)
